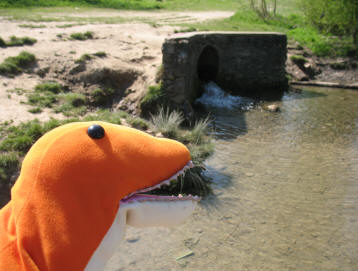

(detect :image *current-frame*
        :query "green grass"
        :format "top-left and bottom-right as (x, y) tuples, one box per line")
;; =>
(93, 51), (107, 58)
(0, 0), (162, 9)
(89, 87), (115, 106)
(0, 51), (36, 76)
(70, 31), (93, 40)
(0, 37), (6, 47)
(75, 53), (93, 64)
(19, 23), (46, 28)
(35, 82), (64, 94)
(290, 54), (307, 65)
(0, 36), (37, 47)
(0, 152), (19, 186)
(150, 107), (184, 139)
(127, 117), (149, 130)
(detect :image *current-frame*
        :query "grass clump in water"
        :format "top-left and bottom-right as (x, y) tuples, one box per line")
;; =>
(0, 51), (36, 76)
(70, 31), (93, 41)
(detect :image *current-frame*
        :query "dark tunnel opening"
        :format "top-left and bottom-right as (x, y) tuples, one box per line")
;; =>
(197, 45), (219, 82)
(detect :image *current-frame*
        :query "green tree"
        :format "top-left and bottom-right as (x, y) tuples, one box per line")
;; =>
(300, 0), (358, 47)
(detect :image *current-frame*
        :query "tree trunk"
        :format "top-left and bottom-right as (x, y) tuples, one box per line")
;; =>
(354, 0), (358, 47)
(273, 0), (277, 16)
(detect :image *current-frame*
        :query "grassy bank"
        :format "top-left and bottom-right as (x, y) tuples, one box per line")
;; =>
(177, 7), (356, 57)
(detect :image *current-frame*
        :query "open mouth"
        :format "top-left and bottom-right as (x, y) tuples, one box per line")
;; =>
(120, 161), (200, 204)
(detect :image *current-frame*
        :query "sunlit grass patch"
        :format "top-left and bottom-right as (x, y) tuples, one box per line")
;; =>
(0, 51), (36, 76)
(70, 31), (93, 41)
(150, 107), (184, 138)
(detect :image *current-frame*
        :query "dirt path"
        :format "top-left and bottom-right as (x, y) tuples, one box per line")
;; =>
(0, 10), (234, 124)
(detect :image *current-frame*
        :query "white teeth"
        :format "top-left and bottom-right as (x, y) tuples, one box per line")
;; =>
(123, 160), (195, 200)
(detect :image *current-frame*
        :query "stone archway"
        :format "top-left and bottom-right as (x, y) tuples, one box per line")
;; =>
(197, 45), (219, 82)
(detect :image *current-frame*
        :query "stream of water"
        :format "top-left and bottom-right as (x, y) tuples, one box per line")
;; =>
(108, 84), (358, 271)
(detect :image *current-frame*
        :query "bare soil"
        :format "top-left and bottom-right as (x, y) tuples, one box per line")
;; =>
(0, 10), (234, 124)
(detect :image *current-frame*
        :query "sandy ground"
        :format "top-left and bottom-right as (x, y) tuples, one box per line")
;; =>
(0, 10), (234, 124)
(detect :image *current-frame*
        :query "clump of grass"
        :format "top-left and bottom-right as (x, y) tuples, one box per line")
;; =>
(150, 107), (184, 138)
(0, 152), (19, 186)
(127, 117), (149, 130)
(28, 107), (42, 114)
(0, 51), (36, 76)
(290, 55), (307, 65)
(54, 93), (87, 116)
(27, 91), (57, 108)
(0, 37), (6, 47)
(93, 51), (107, 58)
(6, 88), (28, 95)
(75, 53), (93, 64)
(140, 83), (169, 117)
(89, 87), (115, 106)
(70, 31), (93, 41)
(181, 117), (211, 145)
(6, 36), (37, 46)
(35, 81), (63, 94)
(174, 26), (197, 33)
(19, 24), (46, 28)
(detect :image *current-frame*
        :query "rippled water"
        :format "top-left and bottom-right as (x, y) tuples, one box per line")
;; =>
(108, 86), (358, 271)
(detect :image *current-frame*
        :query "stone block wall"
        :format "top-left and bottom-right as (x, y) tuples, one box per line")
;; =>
(161, 32), (287, 105)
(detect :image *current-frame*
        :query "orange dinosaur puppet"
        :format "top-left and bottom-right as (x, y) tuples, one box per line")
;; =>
(0, 121), (198, 270)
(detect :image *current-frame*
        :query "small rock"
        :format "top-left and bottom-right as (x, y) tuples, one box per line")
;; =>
(265, 104), (280, 112)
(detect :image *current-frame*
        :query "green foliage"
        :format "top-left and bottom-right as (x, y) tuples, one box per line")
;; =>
(0, 37), (6, 47)
(28, 107), (42, 113)
(89, 87), (115, 106)
(300, 0), (358, 47)
(0, 51), (36, 76)
(19, 24), (46, 28)
(127, 117), (149, 130)
(6, 36), (37, 46)
(93, 51), (107, 58)
(35, 82), (63, 94)
(141, 84), (163, 105)
(75, 53), (93, 63)
(150, 107), (184, 138)
(0, 0), (162, 9)
(290, 54), (307, 65)
(0, 152), (19, 184)
(70, 31), (93, 40)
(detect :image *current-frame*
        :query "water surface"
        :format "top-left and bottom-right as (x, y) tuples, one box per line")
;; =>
(108, 86), (358, 271)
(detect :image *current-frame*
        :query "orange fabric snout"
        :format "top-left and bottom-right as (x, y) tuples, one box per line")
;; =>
(0, 121), (191, 271)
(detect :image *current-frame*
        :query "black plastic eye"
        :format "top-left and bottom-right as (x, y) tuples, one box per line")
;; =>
(87, 124), (105, 139)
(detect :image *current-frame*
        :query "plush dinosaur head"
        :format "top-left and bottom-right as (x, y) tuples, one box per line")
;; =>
(0, 121), (198, 271)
